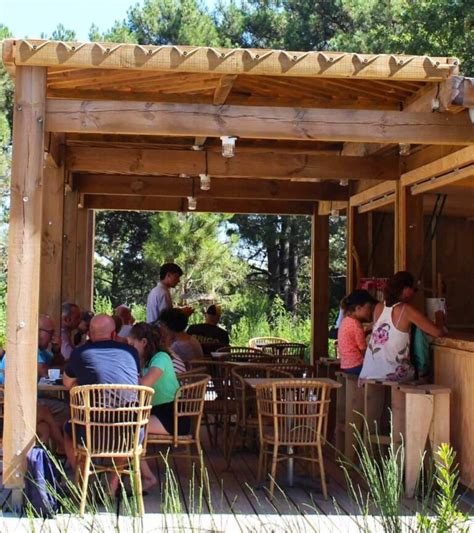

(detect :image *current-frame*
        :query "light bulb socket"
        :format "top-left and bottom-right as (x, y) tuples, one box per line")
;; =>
(220, 136), (237, 158)
(199, 174), (211, 190)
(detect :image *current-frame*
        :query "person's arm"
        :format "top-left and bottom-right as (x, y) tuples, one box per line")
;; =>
(38, 363), (48, 378)
(373, 302), (384, 323)
(139, 366), (163, 387)
(61, 328), (74, 361)
(405, 305), (446, 338)
(354, 322), (368, 352)
(63, 371), (77, 390)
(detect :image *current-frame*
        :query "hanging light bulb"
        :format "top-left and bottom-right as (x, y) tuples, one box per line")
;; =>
(399, 143), (411, 156)
(220, 136), (237, 158)
(187, 196), (197, 210)
(339, 178), (349, 186)
(199, 174), (211, 190)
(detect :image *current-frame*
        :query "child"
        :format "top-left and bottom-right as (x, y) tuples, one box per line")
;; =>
(337, 290), (377, 375)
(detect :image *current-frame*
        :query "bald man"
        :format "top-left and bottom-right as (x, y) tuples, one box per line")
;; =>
(63, 314), (140, 390)
(0, 314), (59, 384)
(63, 314), (141, 469)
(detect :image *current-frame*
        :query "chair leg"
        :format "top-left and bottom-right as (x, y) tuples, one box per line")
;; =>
(133, 454), (145, 516)
(79, 455), (91, 516)
(269, 445), (279, 498)
(257, 442), (265, 485)
(317, 442), (328, 500)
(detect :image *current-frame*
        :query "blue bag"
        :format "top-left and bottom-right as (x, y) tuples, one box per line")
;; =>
(25, 447), (60, 517)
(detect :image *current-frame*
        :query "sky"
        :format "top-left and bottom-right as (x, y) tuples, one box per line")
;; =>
(1, 0), (215, 42)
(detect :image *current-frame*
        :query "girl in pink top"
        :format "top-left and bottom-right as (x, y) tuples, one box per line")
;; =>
(337, 290), (377, 375)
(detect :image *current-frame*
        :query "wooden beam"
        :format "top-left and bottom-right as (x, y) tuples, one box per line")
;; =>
(213, 75), (237, 105)
(318, 200), (347, 215)
(341, 76), (474, 157)
(311, 207), (329, 361)
(4, 66), (47, 489)
(67, 145), (399, 181)
(8, 39), (457, 81)
(83, 194), (314, 215)
(46, 99), (474, 145)
(410, 164), (474, 195)
(357, 194), (395, 213)
(75, 174), (349, 201)
(350, 181), (396, 207)
(401, 146), (474, 187)
(44, 132), (65, 168)
(40, 164), (65, 327)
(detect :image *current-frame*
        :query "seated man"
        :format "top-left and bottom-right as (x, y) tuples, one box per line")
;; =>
(187, 304), (230, 355)
(62, 314), (141, 474)
(0, 314), (59, 383)
(158, 308), (203, 364)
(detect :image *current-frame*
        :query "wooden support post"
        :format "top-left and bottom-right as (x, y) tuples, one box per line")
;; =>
(85, 210), (95, 311)
(311, 205), (329, 362)
(346, 206), (369, 291)
(61, 188), (79, 304)
(396, 183), (424, 277)
(40, 164), (65, 327)
(74, 208), (95, 310)
(4, 66), (47, 488)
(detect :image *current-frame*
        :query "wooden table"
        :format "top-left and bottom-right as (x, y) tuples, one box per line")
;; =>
(38, 378), (67, 393)
(245, 377), (341, 486)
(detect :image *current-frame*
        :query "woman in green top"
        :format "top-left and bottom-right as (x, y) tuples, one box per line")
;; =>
(128, 323), (190, 491)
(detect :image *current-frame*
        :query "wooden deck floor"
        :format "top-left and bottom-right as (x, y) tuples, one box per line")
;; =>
(1, 432), (473, 532)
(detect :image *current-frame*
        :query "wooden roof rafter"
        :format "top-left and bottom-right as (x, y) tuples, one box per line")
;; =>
(4, 39), (459, 81)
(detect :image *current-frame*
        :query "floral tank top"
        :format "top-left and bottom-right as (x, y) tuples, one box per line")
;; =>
(359, 302), (414, 382)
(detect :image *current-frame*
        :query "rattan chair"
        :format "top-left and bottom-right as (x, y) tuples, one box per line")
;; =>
(213, 347), (274, 365)
(215, 346), (263, 354)
(256, 379), (331, 498)
(146, 374), (209, 469)
(188, 360), (236, 453)
(262, 342), (307, 360)
(271, 363), (318, 377)
(248, 337), (288, 349)
(69, 384), (154, 516)
(226, 365), (293, 467)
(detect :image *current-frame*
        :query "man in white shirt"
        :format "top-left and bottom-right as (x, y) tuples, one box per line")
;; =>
(146, 263), (184, 324)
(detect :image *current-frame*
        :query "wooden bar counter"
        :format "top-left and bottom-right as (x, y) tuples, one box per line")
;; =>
(433, 331), (474, 488)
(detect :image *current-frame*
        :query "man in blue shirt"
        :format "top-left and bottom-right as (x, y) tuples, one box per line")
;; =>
(63, 314), (141, 476)
(0, 315), (58, 384)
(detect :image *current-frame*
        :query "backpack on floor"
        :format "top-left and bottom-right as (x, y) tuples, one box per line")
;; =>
(24, 446), (61, 517)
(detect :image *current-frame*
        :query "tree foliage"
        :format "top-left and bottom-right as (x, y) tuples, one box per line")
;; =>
(144, 212), (246, 306)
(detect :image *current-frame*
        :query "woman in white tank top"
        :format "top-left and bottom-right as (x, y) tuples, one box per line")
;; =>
(359, 271), (447, 382)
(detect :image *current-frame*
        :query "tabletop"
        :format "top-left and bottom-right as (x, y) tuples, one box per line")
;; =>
(244, 377), (341, 389)
(38, 378), (67, 392)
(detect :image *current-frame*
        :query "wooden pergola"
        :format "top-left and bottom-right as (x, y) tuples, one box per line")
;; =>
(2, 39), (474, 495)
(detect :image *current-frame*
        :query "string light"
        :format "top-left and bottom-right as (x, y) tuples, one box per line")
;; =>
(199, 174), (211, 190)
(187, 196), (197, 210)
(220, 136), (237, 158)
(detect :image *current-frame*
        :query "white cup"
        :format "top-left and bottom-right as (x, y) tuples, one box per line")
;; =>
(48, 368), (60, 381)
